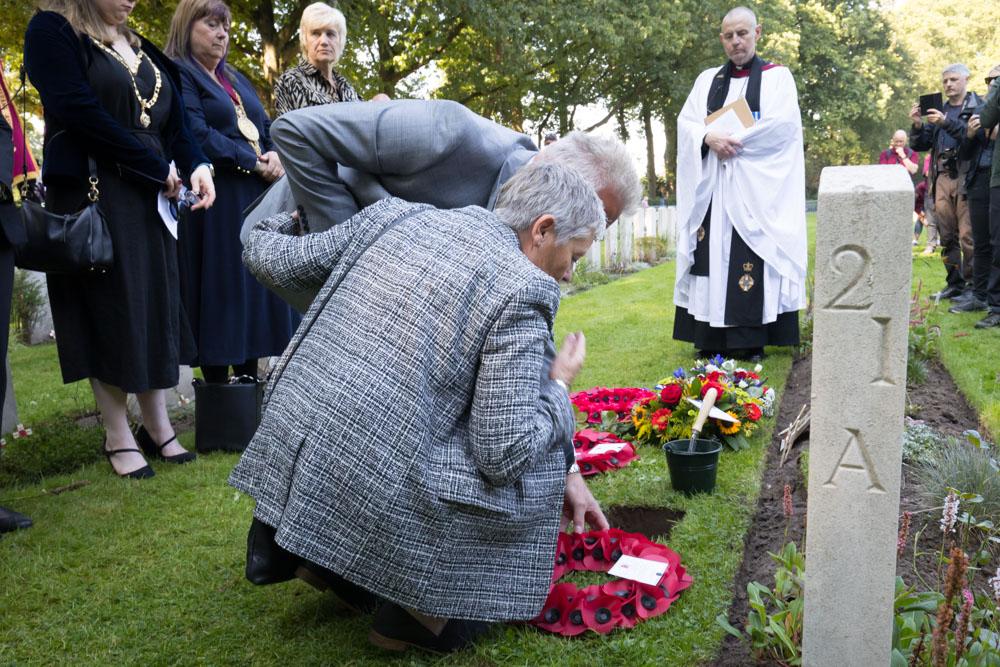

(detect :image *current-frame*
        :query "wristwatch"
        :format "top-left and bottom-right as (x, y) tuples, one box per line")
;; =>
(568, 462), (581, 475)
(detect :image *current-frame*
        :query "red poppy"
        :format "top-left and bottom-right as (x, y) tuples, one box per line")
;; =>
(744, 403), (762, 422)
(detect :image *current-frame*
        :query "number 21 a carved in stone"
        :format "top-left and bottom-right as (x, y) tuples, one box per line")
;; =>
(821, 245), (897, 386)
(823, 427), (886, 494)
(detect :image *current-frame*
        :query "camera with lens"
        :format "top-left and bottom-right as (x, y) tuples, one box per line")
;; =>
(938, 147), (959, 177)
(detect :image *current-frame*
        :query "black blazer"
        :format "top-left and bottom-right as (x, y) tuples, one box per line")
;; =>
(23, 10), (208, 186)
(0, 113), (26, 247)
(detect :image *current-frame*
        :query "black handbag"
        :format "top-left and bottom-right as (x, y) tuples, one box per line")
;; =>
(245, 516), (298, 585)
(193, 375), (263, 453)
(15, 158), (114, 274)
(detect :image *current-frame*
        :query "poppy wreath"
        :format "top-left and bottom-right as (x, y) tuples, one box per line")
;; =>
(532, 529), (693, 636)
(573, 429), (638, 476)
(570, 387), (657, 424)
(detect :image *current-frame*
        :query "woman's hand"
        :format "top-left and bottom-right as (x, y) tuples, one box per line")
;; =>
(551, 332), (586, 387)
(256, 151), (284, 183)
(163, 163), (182, 199)
(189, 164), (216, 210)
(561, 471), (608, 534)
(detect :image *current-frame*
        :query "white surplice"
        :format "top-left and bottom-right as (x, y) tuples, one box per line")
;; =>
(673, 65), (808, 328)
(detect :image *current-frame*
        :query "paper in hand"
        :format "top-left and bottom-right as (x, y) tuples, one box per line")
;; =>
(705, 97), (755, 133)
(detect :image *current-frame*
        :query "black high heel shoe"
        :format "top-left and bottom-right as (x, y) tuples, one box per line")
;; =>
(135, 425), (197, 464)
(102, 438), (155, 479)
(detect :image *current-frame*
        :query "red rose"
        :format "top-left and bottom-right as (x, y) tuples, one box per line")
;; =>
(744, 403), (762, 422)
(700, 381), (725, 401)
(659, 384), (683, 406)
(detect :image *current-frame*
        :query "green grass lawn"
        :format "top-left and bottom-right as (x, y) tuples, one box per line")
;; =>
(2, 209), (996, 665)
(908, 249), (1000, 438)
(0, 260), (792, 666)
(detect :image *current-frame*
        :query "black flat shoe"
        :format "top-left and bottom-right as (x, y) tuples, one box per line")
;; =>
(368, 602), (492, 654)
(975, 313), (1000, 329)
(136, 425), (196, 464)
(294, 560), (383, 613)
(102, 438), (154, 479)
(0, 505), (33, 533)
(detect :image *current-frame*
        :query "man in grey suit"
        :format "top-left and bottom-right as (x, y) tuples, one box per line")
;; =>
(232, 162), (614, 652)
(241, 99), (639, 309)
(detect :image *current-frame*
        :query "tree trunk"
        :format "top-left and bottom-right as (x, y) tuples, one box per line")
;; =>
(662, 112), (676, 202)
(642, 104), (657, 200)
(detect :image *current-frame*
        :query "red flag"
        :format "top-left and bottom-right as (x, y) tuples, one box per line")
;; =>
(0, 60), (39, 187)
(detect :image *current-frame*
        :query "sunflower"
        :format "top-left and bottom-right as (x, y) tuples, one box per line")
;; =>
(718, 412), (742, 435)
(631, 404), (649, 429)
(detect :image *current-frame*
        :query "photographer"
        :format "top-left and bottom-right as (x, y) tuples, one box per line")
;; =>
(949, 65), (999, 318)
(910, 63), (982, 300)
(971, 67), (1000, 329)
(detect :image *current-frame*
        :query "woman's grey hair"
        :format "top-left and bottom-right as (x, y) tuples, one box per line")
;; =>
(493, 162), (606, 244)
(299, 2), (347, 61)
(533, 130), (641, 219)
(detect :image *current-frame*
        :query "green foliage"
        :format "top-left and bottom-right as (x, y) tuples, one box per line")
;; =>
(914, 432), (1000, 526)
(635, 236), (670, 264)
(9, 269), (46, 346)
(903, 421), (946, 465)
(716, 542), (805, 665)
(908, 286), (942, 386)
(570, 257), (611, 290)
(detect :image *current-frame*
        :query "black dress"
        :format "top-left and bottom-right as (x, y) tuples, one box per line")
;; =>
(45, 46), (195, 392)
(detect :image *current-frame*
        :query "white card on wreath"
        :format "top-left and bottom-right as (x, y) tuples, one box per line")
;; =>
(608, 555), (669, 586)
(586, 441), (628, 456)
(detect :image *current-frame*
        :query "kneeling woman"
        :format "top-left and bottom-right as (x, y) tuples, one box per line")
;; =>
(230, 163), (609, 652)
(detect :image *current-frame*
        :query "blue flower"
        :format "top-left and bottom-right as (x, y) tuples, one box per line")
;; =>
(710, 354), (725, 367)
(673, 367), (686, 379)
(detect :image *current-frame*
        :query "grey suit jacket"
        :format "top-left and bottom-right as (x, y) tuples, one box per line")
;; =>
(230, 197), (574, 621)
(240, 100), (537, 310)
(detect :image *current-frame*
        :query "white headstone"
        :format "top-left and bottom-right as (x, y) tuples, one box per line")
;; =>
(803, 165), (913, 665)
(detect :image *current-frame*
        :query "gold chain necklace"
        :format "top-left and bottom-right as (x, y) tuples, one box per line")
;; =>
(93, 40), (162, 128)
(231, 88), (261, 156)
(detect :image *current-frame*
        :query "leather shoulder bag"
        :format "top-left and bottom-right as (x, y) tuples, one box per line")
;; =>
(15, 157), (114, 274)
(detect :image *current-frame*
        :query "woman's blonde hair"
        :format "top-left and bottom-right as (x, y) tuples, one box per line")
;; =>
(38, 0), (138, 46)
(164, 0), (232, 65)
(298, 2), (346, 62)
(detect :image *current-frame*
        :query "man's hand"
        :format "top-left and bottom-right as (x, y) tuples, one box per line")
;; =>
(910, 103), (923, 127)
(561, 471), (609, 534)
(926, 109), (946, 126)
(704, 131), (742, 160)
(551, 332), (585, 387)
(967, 114), (981, 139)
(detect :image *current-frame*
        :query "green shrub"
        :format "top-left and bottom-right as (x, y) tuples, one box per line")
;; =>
(913, 432), (1000, 525)
(571, 258), (611, 289)
(908, 285), (941, 386)
(10, 269), (46, 345)
(903, 421), (945, 465)
(635, 236), (670, 263)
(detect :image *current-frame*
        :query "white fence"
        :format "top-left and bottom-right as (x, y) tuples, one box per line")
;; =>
(583, 205), (677, 271)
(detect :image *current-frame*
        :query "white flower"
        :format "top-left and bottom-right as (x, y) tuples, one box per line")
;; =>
(940, 492), (960, 534)
(705, 364), (719, 373)
(990, 567), (1000, 603)
(754, 364), (763, 373)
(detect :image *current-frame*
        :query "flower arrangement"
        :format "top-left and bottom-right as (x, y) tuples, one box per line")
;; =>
(573, 429), (638, 476)
(570, 357), (775, 452)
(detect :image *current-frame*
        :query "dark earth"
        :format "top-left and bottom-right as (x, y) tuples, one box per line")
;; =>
(710, 354), (983, 666)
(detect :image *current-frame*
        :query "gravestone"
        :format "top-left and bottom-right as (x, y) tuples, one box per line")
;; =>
(802, 165), (913, 664)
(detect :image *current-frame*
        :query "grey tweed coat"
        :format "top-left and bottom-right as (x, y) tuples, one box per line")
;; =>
(229, 197), (575, 621)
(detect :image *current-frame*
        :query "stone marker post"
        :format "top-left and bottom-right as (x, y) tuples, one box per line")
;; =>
(803, 165), (913, 665)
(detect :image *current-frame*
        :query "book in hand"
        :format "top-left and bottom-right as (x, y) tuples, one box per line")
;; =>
(705, 97), (755, 135)
(919, 92), (943, 116)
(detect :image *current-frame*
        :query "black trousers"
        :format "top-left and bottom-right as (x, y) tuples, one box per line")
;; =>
(201, 359), (258, 384)
(0, 244), (12, 413)
(968, 170), (992, 301)
(988, 185), (1000, 313)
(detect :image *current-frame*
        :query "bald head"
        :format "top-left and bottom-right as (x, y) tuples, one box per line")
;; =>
(890, 130), (908, 151)
(720, 6), (761, 67)
(723, 6), (757, 27)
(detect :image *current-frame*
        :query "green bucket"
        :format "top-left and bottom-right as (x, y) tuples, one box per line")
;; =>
(663, 438), (723, 495)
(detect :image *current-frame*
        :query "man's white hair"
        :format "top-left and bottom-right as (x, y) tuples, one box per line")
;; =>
(942, 63), (970, 78)
(534, 130), (641, 218)
(494, 162), (606, 244)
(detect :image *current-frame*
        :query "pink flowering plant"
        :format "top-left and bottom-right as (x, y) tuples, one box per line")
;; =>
(569, 356), (774, 452)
